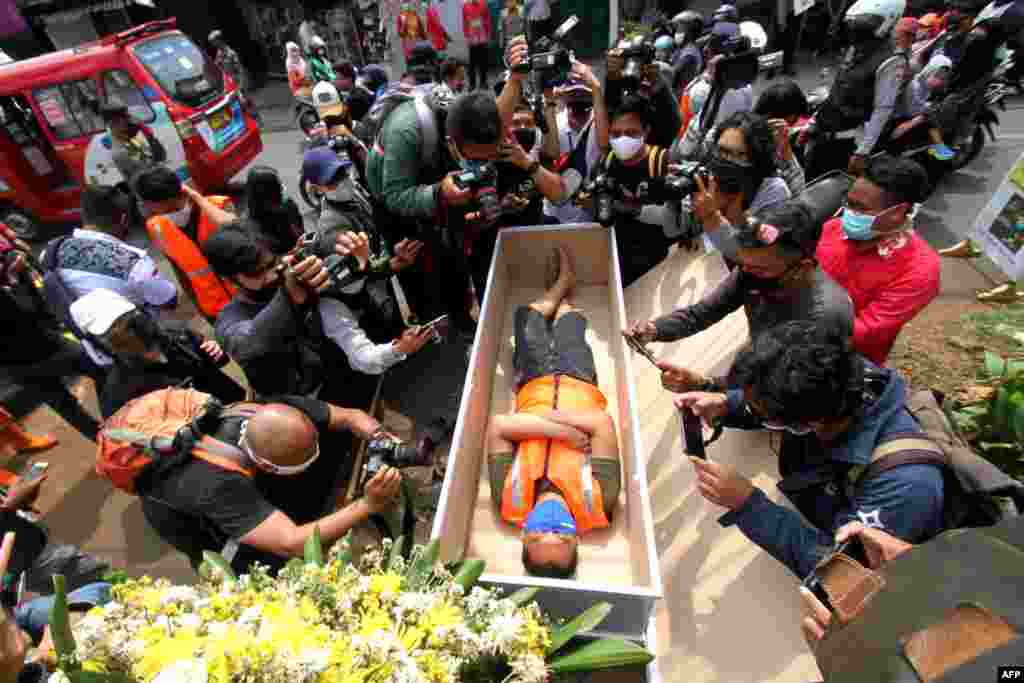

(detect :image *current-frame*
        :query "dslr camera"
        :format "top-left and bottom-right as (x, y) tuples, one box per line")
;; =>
(618, 35), (657, 94)
(659, 161), (711, 201)
(585, 172), (621, 227)
(512, 15), (580, 83)
(364, 435), (432, 477)
(293, 231), (364, 296)
(454, 163), (501, 225)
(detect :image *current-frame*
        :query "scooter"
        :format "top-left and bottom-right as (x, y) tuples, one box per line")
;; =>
(294, 93), (320, 137)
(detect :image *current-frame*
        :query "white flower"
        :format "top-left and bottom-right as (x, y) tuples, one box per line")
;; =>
(510, 653), (549, 683)
(160, 586), (199, 606)
(487, 612), (524, 653)
(206, 622), (230, 638)
(47, 671), (71, 683)
(151, 659), (208, 683)
(294, 648), (330, 678)
(178, 613), (202, 630)
(238, 605), (263, 625)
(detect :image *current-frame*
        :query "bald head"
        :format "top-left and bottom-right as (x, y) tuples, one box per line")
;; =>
(244, 404), (318, 468)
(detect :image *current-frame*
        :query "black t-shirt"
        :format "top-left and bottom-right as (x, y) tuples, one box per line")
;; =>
(495, 160), (544, 226)
(139, 395), (332, 574)
(248, 200), (305, 255)
(605, 146), (670, 210)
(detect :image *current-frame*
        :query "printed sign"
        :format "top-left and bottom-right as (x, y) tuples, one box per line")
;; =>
(38, 98), (66, 127)
(794, 0), (816, 16)
(971, 152), (1024, 281)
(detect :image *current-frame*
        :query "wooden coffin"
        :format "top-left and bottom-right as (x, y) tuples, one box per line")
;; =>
(431, 224), (664, 668)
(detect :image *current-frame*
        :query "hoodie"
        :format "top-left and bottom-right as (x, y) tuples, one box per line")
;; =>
(719, 364), (946, 579)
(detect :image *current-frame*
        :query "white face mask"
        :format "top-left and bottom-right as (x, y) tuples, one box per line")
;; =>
(675, 32), (687, 46)
(610, 135), (644, 160)
(165, 202), (193, 228)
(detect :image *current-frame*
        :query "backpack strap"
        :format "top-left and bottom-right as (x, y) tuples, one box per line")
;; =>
(848, 434), (947, 490)
(193, 437), (253, 478)
(414, 97), (440, 179)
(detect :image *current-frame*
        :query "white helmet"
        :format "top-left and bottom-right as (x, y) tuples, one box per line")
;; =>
(738, 21), (768, 51)
(844, 0), (906, 39)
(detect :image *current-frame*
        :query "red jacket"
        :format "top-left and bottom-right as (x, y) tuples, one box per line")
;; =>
(816, 217), (940, 365)
(462, 0), (492, 45)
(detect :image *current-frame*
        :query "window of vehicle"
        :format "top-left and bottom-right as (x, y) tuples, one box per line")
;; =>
(131, 33), (223, 108)
(33, 80), (104, 140)
(102, 70), (156, 124)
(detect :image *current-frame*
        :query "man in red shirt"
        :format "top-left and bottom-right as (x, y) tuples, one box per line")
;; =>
(816, 154), (940, 365)
(463, 0), (493, 91)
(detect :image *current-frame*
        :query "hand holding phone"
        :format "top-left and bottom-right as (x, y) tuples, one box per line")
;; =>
(680, 407), (706, 459)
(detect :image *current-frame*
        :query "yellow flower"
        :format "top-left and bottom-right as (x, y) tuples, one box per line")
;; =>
(399, 625), (426, 651)
(415, 652), (453, 683)
(357, 608), (393, 639)
(368, 573), (403, 597)
(133, 630), (203, 682)
(423, 602), (462, 632)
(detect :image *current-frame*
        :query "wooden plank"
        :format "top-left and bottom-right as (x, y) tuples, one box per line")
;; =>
(623, 245), (822, 683)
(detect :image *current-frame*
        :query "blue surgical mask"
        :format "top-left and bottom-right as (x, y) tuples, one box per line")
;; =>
(841, 208), (878, 241)
(523, 499), (577, 535)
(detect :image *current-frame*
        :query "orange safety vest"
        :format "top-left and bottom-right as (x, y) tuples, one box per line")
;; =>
(145, 196), (237, 320)
(500, 374), (611, 534)
(679, 89), (692, 138)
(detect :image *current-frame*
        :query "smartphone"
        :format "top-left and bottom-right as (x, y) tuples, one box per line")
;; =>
(680, 407), (706, 459)
(801, 537), (866, 611)
(623, 331), (658, 367)
(21, 462), (47, 483)
(417, 314), (449, 332)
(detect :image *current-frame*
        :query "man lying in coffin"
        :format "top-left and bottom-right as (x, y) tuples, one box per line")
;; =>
(486, 245), (621, 579)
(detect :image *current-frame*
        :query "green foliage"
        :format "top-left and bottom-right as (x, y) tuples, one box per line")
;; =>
(952, 352), (1024, 480)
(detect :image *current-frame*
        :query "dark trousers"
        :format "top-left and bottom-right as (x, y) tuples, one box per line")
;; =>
(468, 44), (489, 90)
(4, 342), (103, 441)
(615, 217), (672, 289)
(804, 136), (857, 183)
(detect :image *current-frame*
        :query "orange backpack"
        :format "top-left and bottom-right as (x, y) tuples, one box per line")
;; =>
(97, 387), (257, 494)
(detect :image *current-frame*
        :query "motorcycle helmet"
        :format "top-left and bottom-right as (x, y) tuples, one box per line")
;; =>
(843, 0), (906, 40)
(673, 10), (705, 41)
(208, 30), (223, 44)
(739, 21), (769, 51)
(712, 3), (740, 23)
(654, 34), (675, 61)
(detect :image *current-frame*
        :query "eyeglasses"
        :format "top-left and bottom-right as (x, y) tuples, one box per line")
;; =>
(238, 419), (320, 475)
(745, 402), (818, 436)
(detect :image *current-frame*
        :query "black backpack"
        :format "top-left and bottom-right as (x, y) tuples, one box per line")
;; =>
(847, 389), (1024, 530)
(356, 83), (442, 180)
(39, 235), (114, 357)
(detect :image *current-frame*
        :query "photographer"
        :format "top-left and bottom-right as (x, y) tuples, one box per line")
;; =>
(587, 94), (673, 286)
(365, 39), (527, 330)
(673, 22), (755, 162)
(627, 201), (852, 393)
(204, 224), (432, 404)
(139, 396), (405, 575)
(675, 320), (945, 580)
(671, 10), (706, 93)
(604, 39), (682, 149)
(69, 288), (244, 417)
(694, 112), (805, 258)
(243, 166), (304, 256)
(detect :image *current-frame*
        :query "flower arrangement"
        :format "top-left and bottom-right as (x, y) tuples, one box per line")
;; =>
(46, 531), (654, 683)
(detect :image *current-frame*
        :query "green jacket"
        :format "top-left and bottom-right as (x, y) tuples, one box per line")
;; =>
(365, 100), (446, 220)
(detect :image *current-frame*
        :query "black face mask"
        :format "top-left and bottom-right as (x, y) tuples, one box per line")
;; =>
(240, 284), (278, 304)
(709, 154), (754, 195)
(740, 259), (804, 292)
(513, 128), (537, 151)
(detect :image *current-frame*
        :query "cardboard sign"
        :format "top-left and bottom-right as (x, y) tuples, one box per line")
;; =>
(971, 152), (1024, 281)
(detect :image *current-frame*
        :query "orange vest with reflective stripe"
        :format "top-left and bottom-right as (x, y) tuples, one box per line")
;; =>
(679, 90), (692, 138)
(145, 196), (236, 319)
(500, 374), (611, 534)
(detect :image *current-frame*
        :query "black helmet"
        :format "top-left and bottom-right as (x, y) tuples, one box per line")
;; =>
(712, 3), (740, 23)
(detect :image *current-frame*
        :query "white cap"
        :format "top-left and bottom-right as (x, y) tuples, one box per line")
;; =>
(70, 289), (136, 337)
(312, 81), (345, 118)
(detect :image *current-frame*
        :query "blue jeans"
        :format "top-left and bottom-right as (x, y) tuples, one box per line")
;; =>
(15, 582), (111, 641)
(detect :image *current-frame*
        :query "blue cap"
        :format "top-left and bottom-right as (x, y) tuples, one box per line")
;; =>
(302, 147), (349, 186)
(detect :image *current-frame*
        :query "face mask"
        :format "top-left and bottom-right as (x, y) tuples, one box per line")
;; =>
(610, 135), (644, 159)
(513, 127), (537, 151)
(452, 80), (466, 92)
(841, 208), (878, 240)
(709, 154), (753, 194)
(675, 32), (687, 46)
(523, 499), (577, 535)
(165, 202), (193, 228)
(241, 284), (278, 303)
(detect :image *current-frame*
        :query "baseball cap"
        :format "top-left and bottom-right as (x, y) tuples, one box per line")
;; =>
(312, 81), (346, 119)
(302, 146), (351, 186)
(706, 21), (741, 53)
(408, 42), (439, 68)
(70, 289), (137, 337)
(734, 203), (817, 256)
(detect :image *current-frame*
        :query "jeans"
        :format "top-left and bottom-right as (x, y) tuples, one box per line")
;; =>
(15, 582), (111, 642)
(3, 340), (103, 441)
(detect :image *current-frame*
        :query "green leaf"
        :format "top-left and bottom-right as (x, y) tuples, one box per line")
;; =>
(548, 638), (655, 673)
(200, 551), (237, 584)
(986, 352), (1007, 378)
(994, 387), (1012, 433)
(405, 538), (441, 587)
(508, 587), (540, 607)
(49, 575), (80, 673)
(1014, 405), (1024, 444)
(304, 526), (324, 567)
(388, 535), (406, 571)
(547, 602), (614, 655)
(957, 405), (989, 417)
(452, 559), (486, 592)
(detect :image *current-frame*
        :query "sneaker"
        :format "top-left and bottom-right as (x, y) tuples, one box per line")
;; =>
(938, 239), (982, 259)
(928, 143), (955, 161)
